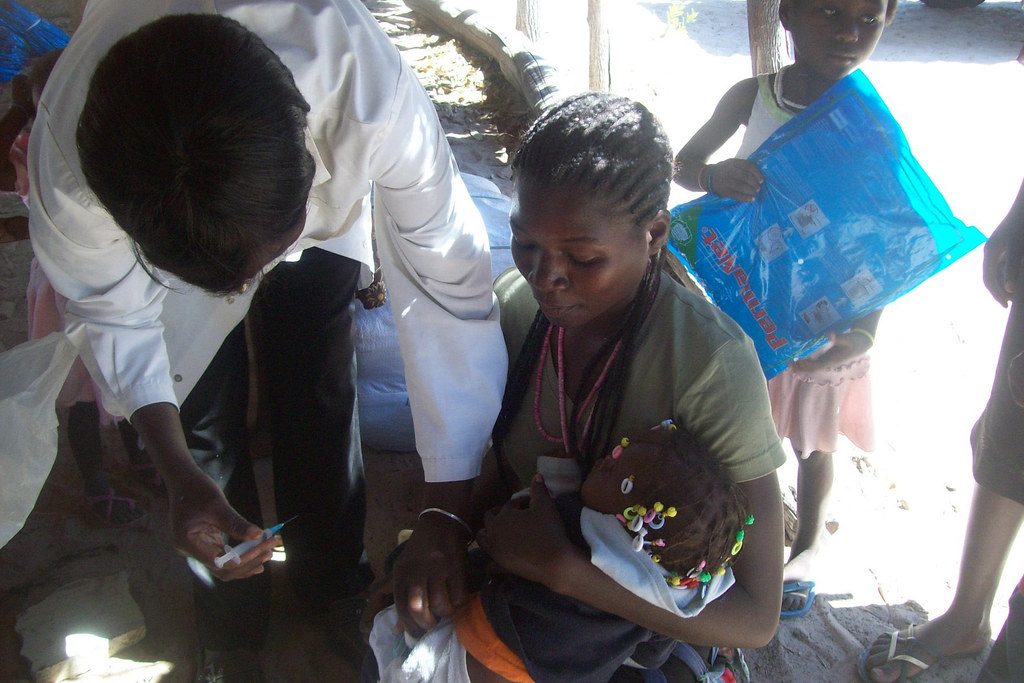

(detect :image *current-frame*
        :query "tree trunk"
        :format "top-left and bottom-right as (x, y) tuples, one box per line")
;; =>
(588, 0), (609, 91)
(403, 0), (562, 114)
(747, 0), (784, 76)
(516, 0), (540, 43)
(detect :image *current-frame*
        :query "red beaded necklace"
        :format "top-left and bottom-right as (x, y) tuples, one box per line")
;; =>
(533, 325), (622, 458)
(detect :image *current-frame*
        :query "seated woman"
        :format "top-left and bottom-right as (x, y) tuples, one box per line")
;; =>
(389, 92), (787, 681)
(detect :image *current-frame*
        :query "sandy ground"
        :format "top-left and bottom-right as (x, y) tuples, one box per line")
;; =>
(2, 0), (1024, 681)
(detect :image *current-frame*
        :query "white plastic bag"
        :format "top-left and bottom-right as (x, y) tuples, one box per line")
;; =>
(0, 332), (77, 547)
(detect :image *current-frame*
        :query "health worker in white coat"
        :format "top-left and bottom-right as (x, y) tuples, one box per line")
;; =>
(27, 0), (505, 667)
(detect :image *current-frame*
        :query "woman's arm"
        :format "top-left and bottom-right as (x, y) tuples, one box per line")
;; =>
(477, 473), (783, 648)
(131, 402), (273, 578)
(370, 62), (507, 638)
(983, 176), (1024, 307)
(674, 78), (763, 202)
(391, 479), (476, 637)
(389, 450), (522, 637)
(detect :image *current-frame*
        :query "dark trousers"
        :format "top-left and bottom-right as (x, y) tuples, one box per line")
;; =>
(184, 247), (367, 651)
(973, 265), (1024, 507)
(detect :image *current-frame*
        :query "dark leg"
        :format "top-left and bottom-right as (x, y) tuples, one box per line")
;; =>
(779, 449), (833, 614)
(68, 401), (146, 526)
(67, 401), (107, 497)
(861, 484), (1022, 683)
(861, 266), (1024, 683)
(117, 420), (163, 490)
(788, 449), (834, 565)
(180, 323), (271, 652)
(255, 247), (369, 608)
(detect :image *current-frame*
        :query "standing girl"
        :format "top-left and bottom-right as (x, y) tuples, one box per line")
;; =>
(392, 92), (787, 677)
(673, 0), (897, 617)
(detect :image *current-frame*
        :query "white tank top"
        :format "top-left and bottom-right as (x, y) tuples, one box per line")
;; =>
(735, 74), (794, 159)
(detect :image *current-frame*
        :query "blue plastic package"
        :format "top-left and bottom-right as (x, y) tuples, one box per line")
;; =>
(0, 1), (69, 82)
(668, 70), (985, 379)
(0, 31), (27, 82)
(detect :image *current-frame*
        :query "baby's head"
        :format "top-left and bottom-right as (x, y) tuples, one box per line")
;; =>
(511, 91), (673, 228)
(581, 422), (751, 586)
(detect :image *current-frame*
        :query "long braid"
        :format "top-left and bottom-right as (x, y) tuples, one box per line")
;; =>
(492, 92), (674, 476)
(571, 252), (663, 474)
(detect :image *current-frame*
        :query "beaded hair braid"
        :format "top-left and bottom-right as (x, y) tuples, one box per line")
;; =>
(614, 426), (750, 581)
(492, 93), (674, 475)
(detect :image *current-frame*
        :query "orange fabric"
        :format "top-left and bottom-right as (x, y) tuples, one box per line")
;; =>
(454, 594), (534, 683)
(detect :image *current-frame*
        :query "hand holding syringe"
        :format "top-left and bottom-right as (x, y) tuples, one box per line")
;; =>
(214, 515), (297, 569)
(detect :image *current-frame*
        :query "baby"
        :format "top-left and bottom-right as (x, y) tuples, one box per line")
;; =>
(368, 421), (752, 682)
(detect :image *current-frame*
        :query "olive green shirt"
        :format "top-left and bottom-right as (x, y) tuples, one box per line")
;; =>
(495, 268), (786, 485)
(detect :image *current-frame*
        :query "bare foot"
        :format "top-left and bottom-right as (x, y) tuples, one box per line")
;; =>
(782, 546), (819, 614)
(858, 617), (990, 682)
(783, 546), (818, 583)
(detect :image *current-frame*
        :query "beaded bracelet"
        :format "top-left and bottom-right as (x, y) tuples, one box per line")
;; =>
(849, 327), (875, 346)
(696, 164), (709, 192)
(419, 507), (473, 538)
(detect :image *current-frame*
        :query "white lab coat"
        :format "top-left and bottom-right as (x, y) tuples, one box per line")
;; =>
(26, 0), (506, 482)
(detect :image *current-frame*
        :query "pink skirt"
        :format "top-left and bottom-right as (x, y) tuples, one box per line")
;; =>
(767, 345), (875, 455)
(27, 260), (111, 420)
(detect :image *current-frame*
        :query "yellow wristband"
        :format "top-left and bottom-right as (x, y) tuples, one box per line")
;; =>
(849, 327), (875, 346)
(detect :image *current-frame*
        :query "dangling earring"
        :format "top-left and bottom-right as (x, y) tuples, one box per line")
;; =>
(648, 252), (659, 273)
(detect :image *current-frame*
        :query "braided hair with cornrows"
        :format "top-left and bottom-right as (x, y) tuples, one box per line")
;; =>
(612, 427), (750, 578)
(492, 92), (675, 476)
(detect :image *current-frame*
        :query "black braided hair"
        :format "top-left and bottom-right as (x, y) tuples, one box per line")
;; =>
(492, 92), (674, 476)
(511, 92), (672, 226)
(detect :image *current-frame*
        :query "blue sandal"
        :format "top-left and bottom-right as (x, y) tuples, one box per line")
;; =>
(780, 580), (816, 619)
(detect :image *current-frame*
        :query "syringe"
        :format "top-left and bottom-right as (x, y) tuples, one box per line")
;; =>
(214, 515), (298, 569)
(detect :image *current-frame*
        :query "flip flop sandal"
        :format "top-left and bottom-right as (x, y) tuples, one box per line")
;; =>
(781, 580), (816, 619)
(856, 624), (984, 683)
(85, 492), (148, 527)
(857, 625), (933, 682)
